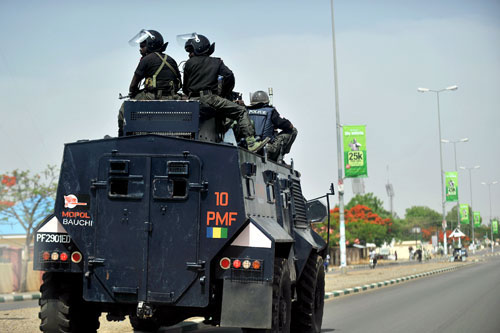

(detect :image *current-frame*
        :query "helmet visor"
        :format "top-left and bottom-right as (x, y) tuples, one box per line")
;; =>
(176, 32), (200, 46)
(128, 29), (155, 47)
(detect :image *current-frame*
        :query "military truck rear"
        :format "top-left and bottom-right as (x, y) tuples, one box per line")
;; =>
(34, 100), (327, 332)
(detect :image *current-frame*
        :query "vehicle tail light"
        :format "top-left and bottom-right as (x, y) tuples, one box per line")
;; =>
(220, 257), (231, 270)
(42, 251), (50, 261)
(60, 252), (68, 261)
(51, 252), (59, 261)
(252, 260), (261, 270)
(232, 259), (241, 269)
(71, 251), (82, 263)
(242, 260), (251, 269)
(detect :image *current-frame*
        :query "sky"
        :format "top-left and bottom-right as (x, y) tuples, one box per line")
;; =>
(0, 0), (499, 233)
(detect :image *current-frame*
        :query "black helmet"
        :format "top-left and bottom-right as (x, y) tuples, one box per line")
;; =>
(129, 29), (168, 53)
(250, 91), (270, 105)
(184, 34), (215, 56)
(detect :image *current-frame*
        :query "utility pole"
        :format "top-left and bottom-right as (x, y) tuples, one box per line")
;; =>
(386, 166), (395, 218)
(330, 0), (346, 270)
(418, 85), (458, 256)
(482, 181), (498, 253)
(459, 165), (479, 254)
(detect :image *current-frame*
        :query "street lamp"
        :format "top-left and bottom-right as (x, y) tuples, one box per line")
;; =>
(442, 137), (469, 234)
(459, 165), (480, 254)
(417, 85), (458, 256)
(481, 181), (498, 253)
(330, 0), (347, 270)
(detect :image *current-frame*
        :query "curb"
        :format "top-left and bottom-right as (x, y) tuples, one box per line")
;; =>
(0, 293), (40, 303)
(324, 263), (475, 300)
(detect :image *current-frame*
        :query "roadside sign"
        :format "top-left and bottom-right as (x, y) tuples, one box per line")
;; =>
(460, 204), (469, 224)
(343, 125), (367, 178)
(473, 212), (481, 227)
(445, 172), (458, 202)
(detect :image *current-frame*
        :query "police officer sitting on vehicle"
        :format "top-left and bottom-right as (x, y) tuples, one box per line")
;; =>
(118, 29), (182, 136)
(248, 91), (298, 163)
(181, 33), (268, 153)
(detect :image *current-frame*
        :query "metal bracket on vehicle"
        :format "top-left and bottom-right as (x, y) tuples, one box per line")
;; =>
(186, 260), (206, 271)
(137, 301), (154, 319)
(88, 257), (105, 266)
(189, 180), (209, 192)
(90, 179), (107, 190)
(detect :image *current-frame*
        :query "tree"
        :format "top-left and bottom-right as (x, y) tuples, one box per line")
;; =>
(405, 206), (441, 229)
(345, 205), (390, 246)
(312, 204), (391, 247)
(0, 166), (58, 292)
(445, 204), (460, 229)
(389, 218), (414, 241)
(346, 193), (391, 219)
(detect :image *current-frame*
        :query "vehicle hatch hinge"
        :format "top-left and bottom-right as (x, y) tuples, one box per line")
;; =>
(91, 179), (107, 189)
(88, 257), (106, 266)
(189, 180), (208, 192)
(186, 260), (206, 271)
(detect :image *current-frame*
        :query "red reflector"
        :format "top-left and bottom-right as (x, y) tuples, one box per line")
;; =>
(233, 259), (241, 269)
(60, 252), (68, 261)
(71, 251), (82, 263)
(220, 257), (231, 270)
(42, 252), (50, 261)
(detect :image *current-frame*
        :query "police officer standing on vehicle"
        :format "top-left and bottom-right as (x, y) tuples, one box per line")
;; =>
(181, 33), (268, 152)
(248, 91), (297, 163)
(118, 29), (182, 136)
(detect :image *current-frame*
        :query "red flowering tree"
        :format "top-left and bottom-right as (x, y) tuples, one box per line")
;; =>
(312, 204), (391, 247)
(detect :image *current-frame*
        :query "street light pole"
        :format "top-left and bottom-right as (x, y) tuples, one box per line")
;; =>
(459, 165), (480, 254)
(418, 85), (458, 256)
(330, 0), (346, 270)
(482, 181), (498, 253)
(442, 137), (468, 245)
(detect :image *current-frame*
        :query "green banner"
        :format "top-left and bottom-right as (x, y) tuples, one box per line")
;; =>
(445, 172), (458, 202)
(473, 211), (481, 227)
(493, 220), (498, 234)
(343, 125), (367, 178)
(459, 204), (469, 224)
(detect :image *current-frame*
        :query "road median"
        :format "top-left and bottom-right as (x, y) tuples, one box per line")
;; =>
(325, 261), (475, 300)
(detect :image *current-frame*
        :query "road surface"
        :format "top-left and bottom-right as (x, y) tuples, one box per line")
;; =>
(2, 255), (498, 332)
(189, 256), (500, 333)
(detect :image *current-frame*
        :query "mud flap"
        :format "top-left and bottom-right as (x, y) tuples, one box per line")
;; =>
(220, 280), (272, 329)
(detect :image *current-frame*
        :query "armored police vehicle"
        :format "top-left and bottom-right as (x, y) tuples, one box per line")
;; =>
(34, 100), (328, 332)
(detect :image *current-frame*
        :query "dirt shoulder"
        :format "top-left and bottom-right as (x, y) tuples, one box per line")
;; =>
(325, 261), (469, 292)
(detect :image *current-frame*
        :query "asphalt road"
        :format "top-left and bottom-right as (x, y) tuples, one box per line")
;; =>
(322, 256), (500, 333)
(2, 254), (498, 332)
(185, 256), (500, 333)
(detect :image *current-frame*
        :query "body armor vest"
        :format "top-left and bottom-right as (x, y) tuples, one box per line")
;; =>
(249, 107), (275, 140)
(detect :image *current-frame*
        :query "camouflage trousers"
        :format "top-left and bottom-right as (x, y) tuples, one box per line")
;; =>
(267, 127), (298, 161)
(196, 94), (255, 138)
(117, 91), (180, 136)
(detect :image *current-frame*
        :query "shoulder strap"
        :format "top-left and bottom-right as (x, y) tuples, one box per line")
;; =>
(152, 52), (178, 88)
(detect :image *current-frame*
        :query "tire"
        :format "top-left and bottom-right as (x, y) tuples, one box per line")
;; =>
(39, 272), (100, 333)
(291, 253), (325, 333)
(129, 315), (161, 332)
(242, 258), (292, 333)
